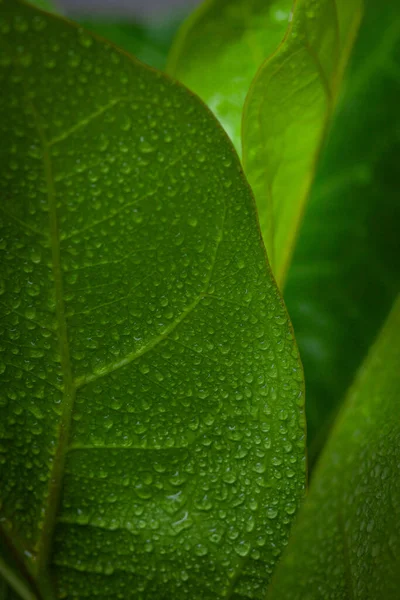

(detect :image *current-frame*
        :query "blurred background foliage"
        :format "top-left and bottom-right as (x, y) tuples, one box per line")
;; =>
(285, 0), (400, 466)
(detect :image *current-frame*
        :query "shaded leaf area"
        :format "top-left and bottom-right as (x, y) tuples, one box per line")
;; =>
(267, 295), (400, 599)
(0, 535), (38, 600)
(0, 585), (16, 600)
(167, 0), (293, 155)
(0, 587), (26, 600)
(285, 0), (400, 456)
(0, 579), (33, 600)
(0, 578), (6, 600)
(0, 2), (305, 599)
(79, 14), (187, 71)
(243, 0), (362, 285)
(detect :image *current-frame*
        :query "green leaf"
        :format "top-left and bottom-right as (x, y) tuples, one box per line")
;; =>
(0, 535), (38, 600)
(0, 2), (305, 598)
(25, 0), (59, 14)
(167, 0), (293, 155)
(284, 0), (400, 456)
(243, 0), (362, 285)
(80, 14), (187, 71)
(266, 294), (400, 599)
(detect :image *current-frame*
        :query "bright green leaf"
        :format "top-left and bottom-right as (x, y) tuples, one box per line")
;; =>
(285, 0), (400, 457)
(0, 2), (305, 598)
(167, 0), (293, 155)
(243, 0), (362, 285)
(267, 294), (400, 599)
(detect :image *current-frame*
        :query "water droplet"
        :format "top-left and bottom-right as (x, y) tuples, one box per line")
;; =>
(285, 504), (296, 515)
(19, 53), (32, 68)
(267, 508), (278, 519)
(139, 139), (155, 154)
(78, 30), (93, 48)
(234, 540), (251, 557)
(32, 16), (47, 32)
(194, 544), (208, 557)
(14, 16), (28, 33)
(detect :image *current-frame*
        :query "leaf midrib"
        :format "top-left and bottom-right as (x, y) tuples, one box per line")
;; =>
(29, 99), (76, 583)
(29, 98), (227, 588)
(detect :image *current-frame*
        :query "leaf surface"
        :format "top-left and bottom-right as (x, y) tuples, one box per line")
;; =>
(266, 295), (400, 599)
(284, 0), (400, 456)
(167, 0), (293, 155)
(0, 2), (305, 598)
(243, 0), (362, 284)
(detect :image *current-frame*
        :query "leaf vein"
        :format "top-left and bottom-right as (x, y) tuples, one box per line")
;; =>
(74, 201), (227, 390)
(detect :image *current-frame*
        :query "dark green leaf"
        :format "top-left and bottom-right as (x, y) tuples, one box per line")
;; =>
(267, 295), (400, 599)
(167, 0), (293, 154)
(0, 2), (305, 598)
(285, 0), (400, 456)
(0, 535), (38, 600)
(243, 0), (362, 285)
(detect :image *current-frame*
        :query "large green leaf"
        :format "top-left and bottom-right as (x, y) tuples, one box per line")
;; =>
(167, 0), (293, 155)
(267, 294), (400, 599)
(0, 2), (305, 598)
(243, 0), (362, 285)
(285, 0), (400, 456)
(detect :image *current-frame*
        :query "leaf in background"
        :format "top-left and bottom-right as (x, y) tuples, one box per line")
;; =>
(26, 0), (59, 14)
(0, 535), (38, 600)
(284, 0), (400, 457)
(266, 295), (400, 599)
(243, 0), (362, 285)
(0, 2), (305, 598)
(0, 584), (28, 600)
(0, 578), (6, 600)
(167, 0), (293, 155)
(80, 14), (187, 71)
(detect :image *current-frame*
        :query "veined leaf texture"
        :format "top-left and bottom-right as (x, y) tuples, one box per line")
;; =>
(0, 2), (305, 598)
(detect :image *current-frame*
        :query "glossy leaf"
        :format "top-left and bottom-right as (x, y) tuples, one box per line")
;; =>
(285, 0), (400, 456)
(167, 0), (293, 155)
(0, 2), (305, 598)
(267, 295), (400, 599)
(243, 0), (362, 285)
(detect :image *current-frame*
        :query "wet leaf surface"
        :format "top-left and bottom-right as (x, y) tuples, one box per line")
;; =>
(0, 2), (305, 598)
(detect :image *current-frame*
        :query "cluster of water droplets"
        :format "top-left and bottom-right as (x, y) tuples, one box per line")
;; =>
(0, 4), (305, 598)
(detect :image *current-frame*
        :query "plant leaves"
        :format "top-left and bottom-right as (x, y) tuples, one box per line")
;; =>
(284, 0), (400, 457)
(167, 0), (293, 155)
(80, 14), (187, 71)
(0, 2), (305, 598)
(243, 0), (362, 285)
(0, 536), (37, 600)
(26, 0), (59, 14)
(266, 294), (400, 599)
